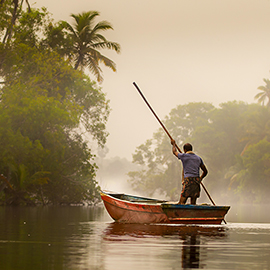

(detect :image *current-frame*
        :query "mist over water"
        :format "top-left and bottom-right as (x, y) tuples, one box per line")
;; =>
(98, 176), (133, 194)
(96, 158), (270, 224)
(96, 156), (135, 194)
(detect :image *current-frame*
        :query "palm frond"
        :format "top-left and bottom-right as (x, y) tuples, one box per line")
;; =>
(96, 54), (116, 72)
(255, 78), (270, 106)
(92, 21), (113, 32)
(92, 40), (121, 52)
(86, 55), (103, 82)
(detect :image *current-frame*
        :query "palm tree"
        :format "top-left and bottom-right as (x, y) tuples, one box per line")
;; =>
(63, 11), (120, 82)
(255, 78), (270, 107)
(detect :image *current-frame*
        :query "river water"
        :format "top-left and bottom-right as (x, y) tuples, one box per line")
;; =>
(0, 204), (270, 270)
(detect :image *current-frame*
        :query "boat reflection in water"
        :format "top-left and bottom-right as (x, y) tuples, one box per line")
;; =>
(103, 223), (227, 269)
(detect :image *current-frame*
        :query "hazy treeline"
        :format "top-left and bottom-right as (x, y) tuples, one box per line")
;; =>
(0, 1), (119, 205)
(128, 101), (270, 204)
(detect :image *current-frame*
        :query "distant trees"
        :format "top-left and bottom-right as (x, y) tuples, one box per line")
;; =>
(0, 3), (119, 205)
(240, 105), (270, 155)
(128, 101), (270, 204)
(229, 139), (270, 204)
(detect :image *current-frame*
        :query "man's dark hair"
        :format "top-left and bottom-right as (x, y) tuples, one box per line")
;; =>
(183, 143), (193, 152)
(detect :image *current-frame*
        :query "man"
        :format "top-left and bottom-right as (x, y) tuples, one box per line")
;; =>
(171, 139), (208, 205)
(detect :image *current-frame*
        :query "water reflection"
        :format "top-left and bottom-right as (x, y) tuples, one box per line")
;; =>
(104, 223), (227, 269)
(1, 206), (270, 270)
(0, 206), (107, 270)
(182, 233), (200, 268)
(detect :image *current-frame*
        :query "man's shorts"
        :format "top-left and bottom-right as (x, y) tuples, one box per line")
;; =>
(181, 177), (201, 199)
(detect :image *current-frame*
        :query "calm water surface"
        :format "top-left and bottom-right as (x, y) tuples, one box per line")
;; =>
(0, 205), (270, 270)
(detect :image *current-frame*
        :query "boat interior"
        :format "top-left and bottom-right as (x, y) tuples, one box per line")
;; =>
(108, 192), (167, 204)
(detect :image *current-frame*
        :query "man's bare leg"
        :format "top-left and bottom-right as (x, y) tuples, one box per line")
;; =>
(178, 196), (187, 204)
(190, 197), (197, 205)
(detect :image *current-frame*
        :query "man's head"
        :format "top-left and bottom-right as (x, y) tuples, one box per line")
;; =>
(183, 143), (193, 153)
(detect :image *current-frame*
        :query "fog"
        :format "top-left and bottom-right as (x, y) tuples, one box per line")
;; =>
(33, 0), (270, 160)
(29, 0), (270, 202)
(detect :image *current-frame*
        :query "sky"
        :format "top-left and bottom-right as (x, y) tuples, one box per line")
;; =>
(32, 0), (270, 160)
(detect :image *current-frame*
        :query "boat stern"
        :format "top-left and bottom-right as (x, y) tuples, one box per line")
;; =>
(161, 203), (230, 224)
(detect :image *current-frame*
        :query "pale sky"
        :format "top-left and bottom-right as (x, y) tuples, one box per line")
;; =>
(32, 0), (270, 160)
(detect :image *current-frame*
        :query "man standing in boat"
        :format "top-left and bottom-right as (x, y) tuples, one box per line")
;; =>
(171, 139), (208, 205)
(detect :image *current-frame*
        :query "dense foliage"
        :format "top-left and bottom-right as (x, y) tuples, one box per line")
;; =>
(128, 101), (270, 204)
(0, 1), (119, 205)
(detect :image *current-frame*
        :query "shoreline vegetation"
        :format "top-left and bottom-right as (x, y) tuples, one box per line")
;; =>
(0, 1), (119, 205)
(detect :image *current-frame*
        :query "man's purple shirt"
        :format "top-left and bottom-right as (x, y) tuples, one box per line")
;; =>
(177, 152), (204, 178)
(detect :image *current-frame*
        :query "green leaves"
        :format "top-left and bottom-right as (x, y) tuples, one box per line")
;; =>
(232, 139), (270, 203)
(0, 4), (112, 205)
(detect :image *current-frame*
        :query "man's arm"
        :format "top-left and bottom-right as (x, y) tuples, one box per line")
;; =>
(171, 139), (182, 157)
(200, 163), (208, 181)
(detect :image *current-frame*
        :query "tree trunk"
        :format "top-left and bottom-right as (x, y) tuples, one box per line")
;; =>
(74, 53), (84, 70)
(2, 0), (19, 44)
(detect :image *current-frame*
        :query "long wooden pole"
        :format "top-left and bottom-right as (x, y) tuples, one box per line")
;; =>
(133, 82), (182, 153)
(132, 82), (217, 207)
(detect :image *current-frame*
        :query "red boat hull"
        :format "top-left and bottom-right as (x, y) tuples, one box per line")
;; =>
(101, 191), (169, 223)
(100, 191), (230, 225)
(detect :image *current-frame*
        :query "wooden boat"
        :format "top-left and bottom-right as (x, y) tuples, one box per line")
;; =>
(100, 190), (230, 225)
